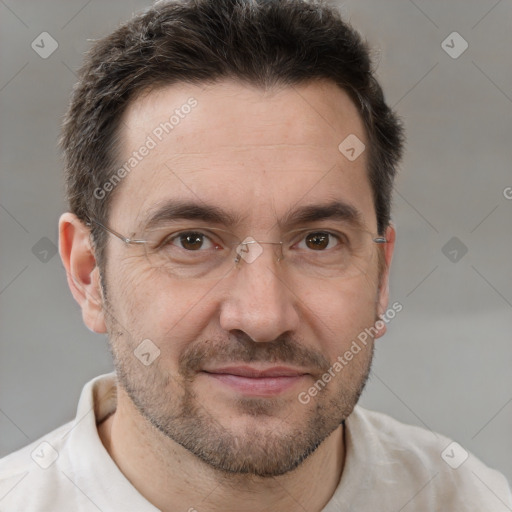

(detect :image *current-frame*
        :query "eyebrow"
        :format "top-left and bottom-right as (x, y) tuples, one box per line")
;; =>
(142, 200), (244, 231)
(141, 199), (365, 231)
(277, 200), (365, 230)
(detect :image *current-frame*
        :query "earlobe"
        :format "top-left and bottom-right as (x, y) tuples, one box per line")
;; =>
(375, 223), (396, 339)
(59, 213), (107, 333)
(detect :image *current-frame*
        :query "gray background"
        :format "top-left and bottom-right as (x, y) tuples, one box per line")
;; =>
(1, 0), (511, 488)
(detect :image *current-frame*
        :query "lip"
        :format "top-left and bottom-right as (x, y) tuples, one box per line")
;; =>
(201, 365), (310, 396)
(203, 365), (308, 378)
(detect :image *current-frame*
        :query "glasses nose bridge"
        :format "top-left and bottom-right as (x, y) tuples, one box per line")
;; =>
(233, 238), (284, 266)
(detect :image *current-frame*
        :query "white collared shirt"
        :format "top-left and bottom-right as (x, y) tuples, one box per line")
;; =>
(0, 373), (511, 511)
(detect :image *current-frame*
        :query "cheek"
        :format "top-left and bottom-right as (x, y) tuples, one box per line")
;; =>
(109, 263), (217, 355)
(298, 274), (379, 355)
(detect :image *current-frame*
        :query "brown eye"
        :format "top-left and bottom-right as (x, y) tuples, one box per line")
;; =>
(166, 231), (216, 251)
(304, 232), (333, 251)
(179, 232), (205, 250)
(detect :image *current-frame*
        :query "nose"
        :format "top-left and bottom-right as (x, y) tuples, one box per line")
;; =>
(219, 244), (300, 343)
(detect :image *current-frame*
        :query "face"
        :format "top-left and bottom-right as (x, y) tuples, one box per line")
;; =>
(98, 79), (392, 477)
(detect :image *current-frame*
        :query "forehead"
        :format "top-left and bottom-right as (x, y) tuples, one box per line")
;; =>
(110, 79), (375, 232)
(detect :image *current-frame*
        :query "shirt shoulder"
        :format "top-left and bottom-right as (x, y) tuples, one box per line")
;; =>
(334, 406), (512, 511)
(0, 373), (157, 512)
(1, 419), (77, 474)
(0, 421), (85, 511)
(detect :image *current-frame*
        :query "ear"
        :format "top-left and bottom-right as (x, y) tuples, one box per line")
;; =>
(374, 223), (396, 340)
(59, 213), (107, 333)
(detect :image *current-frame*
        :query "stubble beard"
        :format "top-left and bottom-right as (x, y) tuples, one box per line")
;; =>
(99, 258), (382, 478)
(108, 326), (375, 478)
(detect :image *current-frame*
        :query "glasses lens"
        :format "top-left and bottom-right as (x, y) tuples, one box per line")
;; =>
(140, 226), (383, 280)
(143, 228), (239, 279)
(282, 228), (382, 279)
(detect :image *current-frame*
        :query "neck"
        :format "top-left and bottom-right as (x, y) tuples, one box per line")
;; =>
(98, 386), (345, 512)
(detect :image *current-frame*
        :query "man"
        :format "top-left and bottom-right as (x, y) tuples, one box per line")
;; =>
(0, 0), (510, 510)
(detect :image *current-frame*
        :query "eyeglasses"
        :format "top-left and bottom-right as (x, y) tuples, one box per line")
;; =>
(87, 218), (387, 280)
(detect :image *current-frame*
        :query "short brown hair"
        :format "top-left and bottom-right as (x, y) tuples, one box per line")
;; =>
(61, 0), (404, 270)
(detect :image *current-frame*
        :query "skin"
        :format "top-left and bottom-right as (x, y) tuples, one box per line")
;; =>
(59, 79), (395, 512)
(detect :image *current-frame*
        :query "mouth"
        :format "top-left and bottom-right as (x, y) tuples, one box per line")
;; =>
(200, 365), (310, 396)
